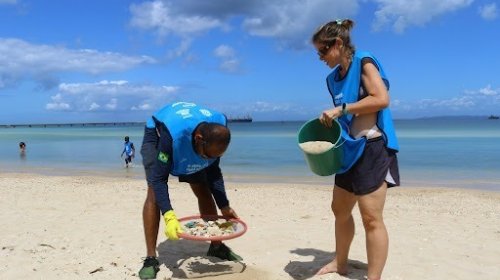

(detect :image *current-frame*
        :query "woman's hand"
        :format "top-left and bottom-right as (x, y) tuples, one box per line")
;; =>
(319, 106), (342, 128)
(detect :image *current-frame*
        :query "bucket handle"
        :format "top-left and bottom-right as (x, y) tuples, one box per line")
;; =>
(333, 138), (346, 148)
(332, 119), (352, 148)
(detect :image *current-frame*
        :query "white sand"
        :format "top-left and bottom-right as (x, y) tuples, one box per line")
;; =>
(0, 173), (499, 280)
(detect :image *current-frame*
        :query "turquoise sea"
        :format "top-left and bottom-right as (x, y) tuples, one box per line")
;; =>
(1, 117), (499, 191)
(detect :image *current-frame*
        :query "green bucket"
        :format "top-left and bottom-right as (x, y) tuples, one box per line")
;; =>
(298, 118), (343, 176)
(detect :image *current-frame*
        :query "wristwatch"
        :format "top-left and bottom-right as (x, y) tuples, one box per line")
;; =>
(341, 103), (349, 115)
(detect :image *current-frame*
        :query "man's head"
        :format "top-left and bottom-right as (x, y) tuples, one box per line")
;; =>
(194, 123), (231, 159)
(124, 136), (129, 142)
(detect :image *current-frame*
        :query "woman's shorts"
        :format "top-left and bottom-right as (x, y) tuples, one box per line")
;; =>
(335, 136), (400, 195)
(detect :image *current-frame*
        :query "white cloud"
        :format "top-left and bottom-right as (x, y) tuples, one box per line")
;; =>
(130, 1), (226, 36)
(129, 0), (358, 49)
(422, 96), (476, 108)
(105, 98), (118, 110)
(131, 104), (152, 111)
(46, 94), (71, 111)
(213, 45), (241, 73)
(372, 0), (473, 33)
(45, 80), (181, 112)
(253, 101), (293, 112)
(478, 85), (499, 96)
(89, 102), (100, 111)
(214, 45), (235, 58)
(0, 38), (155, 89)
(392, 84), (500, 115)
(479, 3), (498, 20)
(464, 84), (500, 97)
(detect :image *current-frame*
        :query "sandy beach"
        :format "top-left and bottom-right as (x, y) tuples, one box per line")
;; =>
(0, 173), (499, 280)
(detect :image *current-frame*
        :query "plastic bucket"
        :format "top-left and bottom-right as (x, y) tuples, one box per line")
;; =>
(298, 118), (343, 176)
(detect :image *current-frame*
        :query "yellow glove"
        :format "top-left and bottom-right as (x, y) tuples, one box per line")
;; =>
(163, 210), (183, 240)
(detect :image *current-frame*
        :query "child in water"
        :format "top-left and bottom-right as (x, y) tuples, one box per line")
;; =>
(121, 136), (135, 167)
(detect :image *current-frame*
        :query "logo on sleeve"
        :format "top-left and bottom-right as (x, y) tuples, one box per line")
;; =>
(158, 152), (169, 163)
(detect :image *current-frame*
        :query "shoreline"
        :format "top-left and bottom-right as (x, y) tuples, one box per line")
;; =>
(2, 166), (499, 192)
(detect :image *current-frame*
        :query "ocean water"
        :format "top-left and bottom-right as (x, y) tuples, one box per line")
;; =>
(1, 117), (499, 191)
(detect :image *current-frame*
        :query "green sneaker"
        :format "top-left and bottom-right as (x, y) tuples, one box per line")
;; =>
(138, 256), (160, 279)
(207, 243), (243, 261)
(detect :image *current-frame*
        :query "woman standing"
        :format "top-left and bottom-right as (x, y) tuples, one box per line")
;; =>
(311, 19), (400, 280)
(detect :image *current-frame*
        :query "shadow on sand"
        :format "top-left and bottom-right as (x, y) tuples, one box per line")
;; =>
(157, 240), (246, 279)
(284, 248), (368, 280)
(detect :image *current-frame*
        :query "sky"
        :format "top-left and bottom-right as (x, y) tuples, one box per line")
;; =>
(0, 0), (499, 124)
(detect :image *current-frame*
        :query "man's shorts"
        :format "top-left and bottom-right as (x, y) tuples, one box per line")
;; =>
(140, 126), (211, 185)
(335, 136), (400, 195)
(140, 127), (159, 184)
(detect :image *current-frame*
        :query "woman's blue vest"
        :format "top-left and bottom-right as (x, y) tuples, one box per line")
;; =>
(146, 102), (227, 176)
(326, 51), (399, 174)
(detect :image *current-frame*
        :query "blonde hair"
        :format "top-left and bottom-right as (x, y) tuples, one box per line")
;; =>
(311, 19), (355, 56)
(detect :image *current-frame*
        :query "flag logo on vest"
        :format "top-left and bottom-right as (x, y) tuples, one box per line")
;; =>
(158, 152), (169, 163)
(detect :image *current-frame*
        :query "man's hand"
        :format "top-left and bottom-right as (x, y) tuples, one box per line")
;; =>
(163, 210), (183, 240)
(221, 206), (239, 219)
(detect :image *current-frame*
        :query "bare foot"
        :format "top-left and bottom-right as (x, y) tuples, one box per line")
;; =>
(315, 259), (348, 276)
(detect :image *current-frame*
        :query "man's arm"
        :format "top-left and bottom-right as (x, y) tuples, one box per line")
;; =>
(149, 127), (174, 214)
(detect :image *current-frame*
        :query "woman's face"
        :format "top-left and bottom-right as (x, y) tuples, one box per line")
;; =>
(314, 41), (339, 68)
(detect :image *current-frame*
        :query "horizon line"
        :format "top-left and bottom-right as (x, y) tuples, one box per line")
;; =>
(0, 114), (497, 128)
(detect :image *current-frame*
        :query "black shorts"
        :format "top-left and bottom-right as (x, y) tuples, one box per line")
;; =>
(140, 127), (159, 183)
(140, 126), (210, 185)
(335, 136), (400, 195)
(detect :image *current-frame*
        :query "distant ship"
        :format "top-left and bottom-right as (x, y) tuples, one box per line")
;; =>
(488, 115), (499, 120)
(228, 115), (253, 123)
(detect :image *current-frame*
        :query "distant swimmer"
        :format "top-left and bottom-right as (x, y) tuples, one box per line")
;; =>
(121, 136), (135, 168)
(19, 142), (26, 159)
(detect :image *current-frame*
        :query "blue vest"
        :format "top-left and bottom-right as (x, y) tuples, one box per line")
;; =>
(146, 102), (227, 176)
(326, 51), (399, 174)
(124, 142), (134, 156)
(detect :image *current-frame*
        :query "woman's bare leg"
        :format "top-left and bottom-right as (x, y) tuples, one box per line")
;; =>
(316, 186), (357, 275)
(358, 183), (388, 280)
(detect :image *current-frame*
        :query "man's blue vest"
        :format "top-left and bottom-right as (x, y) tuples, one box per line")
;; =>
(146, 102), (227, 176)
(326, 51), (399, 174)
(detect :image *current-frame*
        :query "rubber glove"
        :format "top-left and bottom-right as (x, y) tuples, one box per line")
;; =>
(163, 210), (183, 240)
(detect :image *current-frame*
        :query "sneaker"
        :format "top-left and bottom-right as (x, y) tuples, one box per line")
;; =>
(138, 256), (160, 279)
(207, 243), (243, 261)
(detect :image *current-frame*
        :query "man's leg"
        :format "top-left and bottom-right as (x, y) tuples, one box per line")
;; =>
(189, 183), (218, 215)
(138, 186), (161, 279)
(316, 186), (357, 276)
(190, 183), (242, 261)
(143, 186), (161, 256)
(358, 183), (388, 280)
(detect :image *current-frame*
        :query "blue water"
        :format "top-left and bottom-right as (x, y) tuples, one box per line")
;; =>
(1, 118), (499, 190)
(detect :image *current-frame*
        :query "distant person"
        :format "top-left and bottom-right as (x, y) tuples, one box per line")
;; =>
(138, 102), (242, 279)
(121, 136), (135, 168)
(19, 142), (26, 158)
(310, 19), (400, 280)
